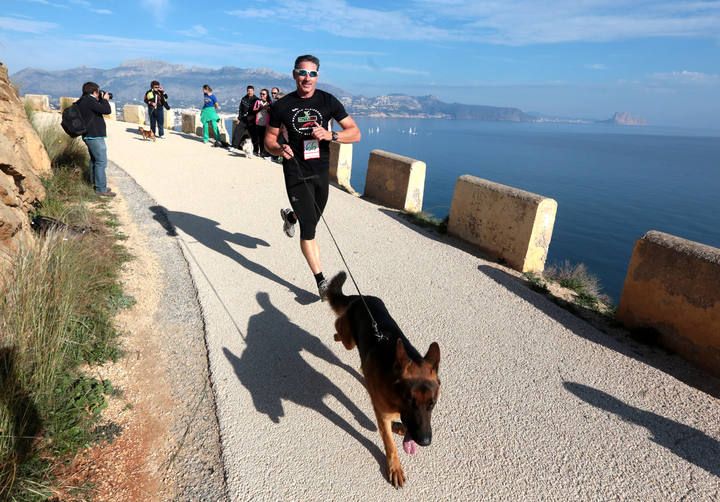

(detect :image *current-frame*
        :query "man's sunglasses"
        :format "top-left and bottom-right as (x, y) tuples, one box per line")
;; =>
(294, 69), (318, 78)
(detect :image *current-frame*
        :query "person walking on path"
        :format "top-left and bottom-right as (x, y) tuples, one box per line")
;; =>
(144, 80), (169, 138)
(201, 84), (221, 144)
(253, 88), (272, 158)
(265, 55), (361, 300)
(233, 85), (258, 149)
(76, 81), (115, 197)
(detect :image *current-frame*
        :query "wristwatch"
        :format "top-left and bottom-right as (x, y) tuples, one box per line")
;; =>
(331, 131), (338, 141)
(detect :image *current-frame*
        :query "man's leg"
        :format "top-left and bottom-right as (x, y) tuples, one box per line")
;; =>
(83, 138), (97, 190)
(85, 137), (108, 193)
(300, 239), (322, 274)
(148, 107), (156, 135)
(157, 107), (164, 137)
(203, 120), (210, 142)
(248, 124), (258, 154)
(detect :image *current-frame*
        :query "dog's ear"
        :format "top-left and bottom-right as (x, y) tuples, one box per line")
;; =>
(424, 342), (440, 373)
(395, 338), (411, 369)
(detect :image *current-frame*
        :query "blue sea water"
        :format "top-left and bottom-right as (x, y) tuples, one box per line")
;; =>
(346, 118), (720, 302)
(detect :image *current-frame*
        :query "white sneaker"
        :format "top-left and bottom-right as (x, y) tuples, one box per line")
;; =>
(280, 208), (295, 238)
(317, 279), (329, 301)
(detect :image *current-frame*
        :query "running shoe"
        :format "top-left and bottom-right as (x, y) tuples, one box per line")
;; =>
(280, 208), (296, 238)
(317, 279), (329, 301)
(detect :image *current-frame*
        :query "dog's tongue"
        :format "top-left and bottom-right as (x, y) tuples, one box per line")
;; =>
(403, 435), (418, 455)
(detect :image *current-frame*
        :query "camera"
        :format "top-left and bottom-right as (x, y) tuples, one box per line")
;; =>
(100, 90), (113, 100)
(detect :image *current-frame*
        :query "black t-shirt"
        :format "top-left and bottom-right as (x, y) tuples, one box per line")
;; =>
(269, 89), (348, 177)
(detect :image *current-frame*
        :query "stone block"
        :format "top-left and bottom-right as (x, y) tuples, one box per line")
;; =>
(104, 101), (116, 121)
(23, 94), (50, 111)
(123, 104), (145, 125)
(182, 112), (201, 133)
(364, 149), (425, 212)
(59, 96), (76, 112)
(163, 109), (174, 129)
(329, 142), (356, 194)
(195, 118), (228, 142)
(448, 175), (557, 273)
(617, 231), (720, 377)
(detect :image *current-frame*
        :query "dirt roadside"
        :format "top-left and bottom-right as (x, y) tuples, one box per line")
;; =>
(55, 165), (227, 501)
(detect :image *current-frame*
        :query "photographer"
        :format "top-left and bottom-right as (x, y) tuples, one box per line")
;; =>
(77, 81), (115, 197)
(144, 80), (169, 138)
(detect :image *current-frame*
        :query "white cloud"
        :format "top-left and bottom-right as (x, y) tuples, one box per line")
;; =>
(0, 16), (58, 34)
(414, 0), (720, 45)
(178, 24), (208, 37)
(91, 9), (113, 15)
(27, 0), (68, 6)
(585, 64), (608, 70)
(650, 70), (720, 83)
(141, 0), (170, 24)
(227, 0), (453, 41)
(225, 0), (720, 45)
(326, 61), (429, 76)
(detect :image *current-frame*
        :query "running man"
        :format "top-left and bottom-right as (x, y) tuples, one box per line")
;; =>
(265, 54), (361, 300)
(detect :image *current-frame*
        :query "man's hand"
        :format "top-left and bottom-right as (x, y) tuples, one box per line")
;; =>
(311, 125), (332, 141)
(280, 144), (294, 159)
(101, 92), (111, 101)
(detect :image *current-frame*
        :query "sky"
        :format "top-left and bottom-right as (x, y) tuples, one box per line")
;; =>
(1, 0), (720, 128)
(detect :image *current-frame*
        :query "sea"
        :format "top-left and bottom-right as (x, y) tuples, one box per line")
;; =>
(340, 117), (720, 303)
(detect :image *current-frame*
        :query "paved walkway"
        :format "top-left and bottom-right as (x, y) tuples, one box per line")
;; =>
(106, 121), (720, 501)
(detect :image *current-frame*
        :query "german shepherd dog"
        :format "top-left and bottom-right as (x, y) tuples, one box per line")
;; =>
(327, 272), (440, 488)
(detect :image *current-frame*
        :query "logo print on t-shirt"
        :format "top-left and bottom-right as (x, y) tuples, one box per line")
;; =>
(292, 108), (324, 136)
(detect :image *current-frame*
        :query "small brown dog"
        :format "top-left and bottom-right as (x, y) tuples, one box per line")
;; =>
(327, 272), (441, 488)
(139, 127), (156, 141)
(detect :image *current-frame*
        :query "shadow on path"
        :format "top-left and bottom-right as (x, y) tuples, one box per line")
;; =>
(564, 382), (720, 477)
(223, 292), (382, 470)
(149, 205), (316, 305)
(478, 264), (720, 399)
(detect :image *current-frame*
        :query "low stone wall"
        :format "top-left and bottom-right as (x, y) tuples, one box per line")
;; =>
(364, 149), (425, 212)
(182, 112), (200, 134)
(60, 96), (75, 112)
(196, 118), (228, 143)
(447, 175), (557, 273)
(23, 94), (50, 111)
(123, 104), (145, 125)
(105, 102), (116, 121)
(329, 142), (356, 194)
(617, 231), (720, 377)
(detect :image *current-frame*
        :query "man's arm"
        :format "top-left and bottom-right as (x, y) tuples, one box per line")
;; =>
(311, 115), (361, 144)
(91, 97), (112, 115)
(265, 126), (293, 159)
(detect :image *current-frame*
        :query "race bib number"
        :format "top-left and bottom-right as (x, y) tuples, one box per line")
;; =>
(303, 139), (320, 160)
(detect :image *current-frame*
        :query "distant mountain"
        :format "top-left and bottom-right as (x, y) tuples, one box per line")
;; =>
(10, 59), (347, 110)
(599, 112), (647, 126)
(10, 59), (532, 122)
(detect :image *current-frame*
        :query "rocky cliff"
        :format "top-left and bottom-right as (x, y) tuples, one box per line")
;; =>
(0, 62), (51, 255)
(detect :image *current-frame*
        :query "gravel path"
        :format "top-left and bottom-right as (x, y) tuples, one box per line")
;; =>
(106, 121), (720, 501)
(109, 162), (227, 501)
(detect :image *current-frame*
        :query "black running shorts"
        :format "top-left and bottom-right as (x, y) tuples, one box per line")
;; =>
(283, 169), (329, 240)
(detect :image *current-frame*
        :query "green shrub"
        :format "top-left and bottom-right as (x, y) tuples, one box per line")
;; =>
(1, 172), (129, 498)
(545, 260), (601, 297)
(34, 122), (88, 170)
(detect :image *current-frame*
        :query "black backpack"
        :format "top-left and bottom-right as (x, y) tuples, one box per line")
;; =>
(61, 101), (87, 138)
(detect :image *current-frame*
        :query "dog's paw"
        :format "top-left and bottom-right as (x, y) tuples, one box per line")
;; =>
(391, 422), (406, 436)
(387, 458), (405, 488)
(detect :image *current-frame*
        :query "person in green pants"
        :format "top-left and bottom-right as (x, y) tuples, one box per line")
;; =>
(201, 84), (221, 144)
